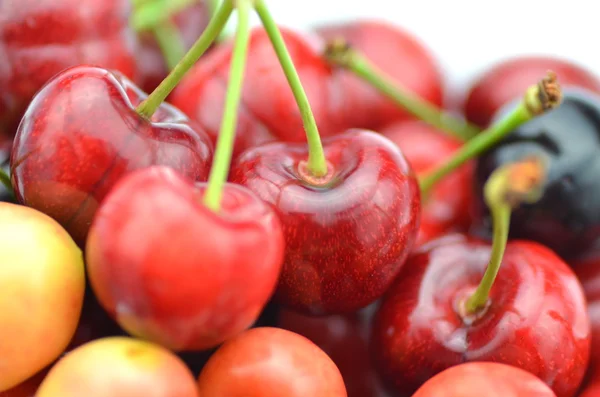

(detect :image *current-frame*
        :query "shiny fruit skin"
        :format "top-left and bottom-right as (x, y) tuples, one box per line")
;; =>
(171, 26), (356, 160)
(372, 234), (590, 397)
(0, 0), (139, 137)
(35, 337), (199, 397)
(11, 65), (213, 247)
(472, 88), (600, 259)
(230, 129), (421, 315)
(136, 1), (211, 93)
(0, 203), (85, 392)
(86, 166), (285, 351)
(412, 362), (557, 397)
(463, 56), (600, 127)
(317, 19), (444, 130)
(382, 120), (473, 245)
(197, 327), (347, 397)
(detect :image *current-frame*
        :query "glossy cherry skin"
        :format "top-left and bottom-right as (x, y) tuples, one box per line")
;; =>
(574, 255), (600, 381)
(171, 26), (363, 160)
(86, 166), (285, 351)
(472, 89), (600, 259)
(372, 234), (590, 397)
(381, 120), (473, 246)
(230, 129), (421, 315)
(11, 65), (213, 247)
(197, 327), (347, 397)
(412, 362), (557, 397)
(316, 19), (444, 130)
(276, 305), (389, 397)
(136, 0), (211, 93)
(463, 56), (600, 127)
(0, 0), (139, 138)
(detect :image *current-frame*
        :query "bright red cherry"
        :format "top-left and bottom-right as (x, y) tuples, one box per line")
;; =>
(10, 65), (213, 246)
(581, 382), (600, 397)
(86, 166), (285, 351)
(574, 255), (600, 380)
(171, 26), (363, 160)
(136, 1), (212, 93)
(197, 327), (347, 397)
(463, 56), (600, 127)
(0, 0), (139, 138)
(381, 120), (473, 246)
(277, 306), (388, 397)
(412, 362), (557, 397)
(372, 234), (590, 397)
(316, 19), (444, 130)
(230, 129), (420, 315)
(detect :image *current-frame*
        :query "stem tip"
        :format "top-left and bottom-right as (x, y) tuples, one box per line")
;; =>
(525, 70), (562, 116)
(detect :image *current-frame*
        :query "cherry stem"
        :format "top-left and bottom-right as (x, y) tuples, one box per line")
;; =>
(253, 0), (328, 177)
(136, 0), (234, 119)
(419, 71), (561, 197)
(464, 156), (548, 313)
(203, 0), (251, 212)
(131, 0), (199, 31)
(324, 41), (480, 142)
(0, 168), (12, 195)
(152, 20), (187, 71)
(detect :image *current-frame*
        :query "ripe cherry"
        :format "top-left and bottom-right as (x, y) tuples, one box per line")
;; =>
(197, 327), (347, 397)
(463, 56), (600, 127)
(0, 0), (139, 137)
(412, 362), (557, 397)
(372, 159), (591, 397)
(316, 19), (444, 130)
(381, 120), (473, 246)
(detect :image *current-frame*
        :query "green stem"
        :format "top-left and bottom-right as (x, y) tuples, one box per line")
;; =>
(136, 0), (234, 119)
(324, 43), (480, 142)
(132, 0), (200, 31)
(0, 168), (13, 195)
(419, 72), (562, 197)
(253, 0), (328, 178)
(152, 20), (187, 71)
(203, 0), (251, 212)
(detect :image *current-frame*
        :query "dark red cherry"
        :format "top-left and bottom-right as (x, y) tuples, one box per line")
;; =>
(463, 56), (600, 127)
(230, 129), (421, 315)
(10, 65), (213, 246)
(0, 0), (139, 138)
(136, 0), (211, 93)
(372, 234), (590, 397)
(381, 120), (473, 246)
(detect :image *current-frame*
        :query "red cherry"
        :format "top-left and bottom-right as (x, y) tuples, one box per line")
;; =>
(381, 120), (474, 246)
(581, 382), (600, 397)
(463, 56), (600, 127)
(230, 129), (420, 315)
(86, 166), (285, 351)
(196, 327), (347, 397)
(317, 19), (444, 130)
(136, 1), (211, 93)
(277, 306), (388, 397)
(372, 234), (590, 397)
(10, 65), (213, 246)
(170, 26), (356, 160)
(0, 0), (139, 137)
(412, 362), (557, 397)
(574, 256), (600, 377)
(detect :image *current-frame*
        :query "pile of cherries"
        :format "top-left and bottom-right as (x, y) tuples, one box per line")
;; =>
(2, 0), (600, 396)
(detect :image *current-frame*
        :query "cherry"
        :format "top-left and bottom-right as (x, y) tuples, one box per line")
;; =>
(463, 56), (600, 127)
(381, 120), (474, 246)
(36, 337), (200, 397)
(581, 383), (600, 397)
(277, 305), (388, 397)
(573, 255), (600, 377)
(412, 362), (557, 397)
(87, 2), (285, 351)
(170, 25), (351, 160)
(472, 88), (600, 259)
(10, 65), (213, 246)
(316, 19), (444, 130)
(196, 327), (347, 396)
(231, 129), (420, 315)
(135, 0), (213, 93)
(0, 0), (139, 138)
(372, 159), (591, 397)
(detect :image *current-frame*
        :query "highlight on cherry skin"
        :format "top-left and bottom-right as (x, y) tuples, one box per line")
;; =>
(1, 0), (600, 395)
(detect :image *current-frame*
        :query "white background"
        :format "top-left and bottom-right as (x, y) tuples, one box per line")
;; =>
(228, 0), (599, 107)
